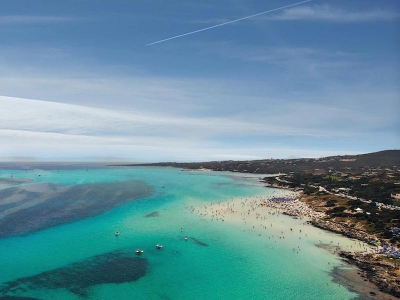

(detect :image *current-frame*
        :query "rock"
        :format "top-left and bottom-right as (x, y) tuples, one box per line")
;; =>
(339, 251), (400, 298)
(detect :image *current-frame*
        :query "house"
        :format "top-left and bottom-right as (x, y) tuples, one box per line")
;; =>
(391, 193), (400, 200)
(338, 187), (351, 196)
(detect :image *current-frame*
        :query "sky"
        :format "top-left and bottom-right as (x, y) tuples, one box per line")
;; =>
(0, 0), (399, 162)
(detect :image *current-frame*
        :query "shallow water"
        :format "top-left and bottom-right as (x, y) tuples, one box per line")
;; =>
(0, 166), (365, 299)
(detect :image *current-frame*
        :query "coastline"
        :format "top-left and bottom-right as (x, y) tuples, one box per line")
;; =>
(309, 218), (378, 245)
(285, 190), (400, 299)
(187, 183), (399, 299)
(259, 172), (399, 299)
(318, 243), (397, 299)
(114, 166), (400, 298)
(286, 189), (400, 299)
(339, 251), (400, 298)
(330, 266), (394, 300)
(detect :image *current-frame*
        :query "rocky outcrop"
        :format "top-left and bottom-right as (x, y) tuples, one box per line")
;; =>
(340, 251), (400, 298)
(309, 219), (377, 245)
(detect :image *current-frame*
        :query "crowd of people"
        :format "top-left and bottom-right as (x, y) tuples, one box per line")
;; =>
(260, 194), (326, 220)
(377, 244), (400, 258)
(186, 191), (325, 224)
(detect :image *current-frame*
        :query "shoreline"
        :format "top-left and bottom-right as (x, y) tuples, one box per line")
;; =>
(309, 218), (378, 246)
(276, 188), (400, 299)
(181, 167), (399, 298)
(339, 251), (400, 299)
(188, 187), (399, 299)
(318, 243), (397, 299)
(330, 266), (394, 300)
(273, 189), (400, 299)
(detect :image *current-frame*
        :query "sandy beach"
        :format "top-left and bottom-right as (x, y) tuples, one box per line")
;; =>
(186, 189), (373, 251)
(185, 188), (392, 299)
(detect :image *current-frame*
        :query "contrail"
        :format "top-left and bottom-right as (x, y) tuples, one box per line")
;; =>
(146, 0), (312, 46)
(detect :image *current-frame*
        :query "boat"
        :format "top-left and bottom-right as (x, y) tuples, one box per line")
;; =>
(115, 231), (120, 236)
(135, 249), (144, 255)
(156, 244), (163, 249)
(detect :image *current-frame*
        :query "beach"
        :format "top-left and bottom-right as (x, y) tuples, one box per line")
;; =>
(186, 188), (397, 299)
(186, 189), (375, 252)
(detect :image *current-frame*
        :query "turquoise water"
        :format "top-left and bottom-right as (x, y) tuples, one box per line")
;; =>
(0, 166), (361, 299)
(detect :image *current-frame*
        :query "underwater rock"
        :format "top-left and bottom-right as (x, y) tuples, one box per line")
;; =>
(0, 180), (154, 238)
(0, 251), (148, 298)
(0, 297), (41, 300)
(190, 237), (209, 247)
(145, 211), (159, 218)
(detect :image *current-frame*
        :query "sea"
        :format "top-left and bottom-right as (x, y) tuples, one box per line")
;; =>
(0, 164), (371, 300)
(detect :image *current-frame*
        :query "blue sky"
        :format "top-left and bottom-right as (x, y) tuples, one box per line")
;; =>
(0, 0), (399, 162)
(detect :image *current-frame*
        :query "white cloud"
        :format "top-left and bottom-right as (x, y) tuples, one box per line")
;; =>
(0, 15), (78, 25)
(0, 42), (397, 161)
(0, 129), (361, 162)
(198, 43), (361, 67)
(0, 94), (393, 161)
(266, 5), (400, 22)
(0, 95), (349, 139)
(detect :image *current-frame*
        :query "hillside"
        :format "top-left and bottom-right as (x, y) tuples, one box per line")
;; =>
(128, 150), (400, 174)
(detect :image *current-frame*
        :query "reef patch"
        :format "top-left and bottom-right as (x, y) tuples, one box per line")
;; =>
(145, 211), (159, 218)
(0, 180), (154, 238)
(190, 237), (209, 247)
(0, 251), (148, 298)
(0, 297), (41, 300)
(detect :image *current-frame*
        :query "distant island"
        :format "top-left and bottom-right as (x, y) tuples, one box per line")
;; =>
(119, 149), (400, 297)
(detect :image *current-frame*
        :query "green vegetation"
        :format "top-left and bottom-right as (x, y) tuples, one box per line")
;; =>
(328, 206), (346, 215)
(303, 186), (318, 195)
(129, 150), (400, 174)
(323, 175), (342, 181)
(325, 199), (337, 207)
(281, 172), (400, 205)
(305, 193), (400, 246)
